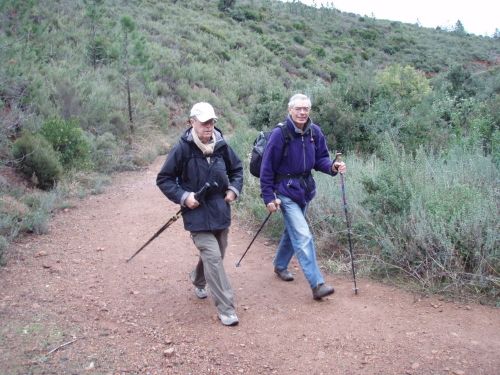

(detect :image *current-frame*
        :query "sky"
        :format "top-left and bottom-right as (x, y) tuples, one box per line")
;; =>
(281, 0), (499, 37)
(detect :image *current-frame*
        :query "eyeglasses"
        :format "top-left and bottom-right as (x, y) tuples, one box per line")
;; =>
(292, 107), (311, 113)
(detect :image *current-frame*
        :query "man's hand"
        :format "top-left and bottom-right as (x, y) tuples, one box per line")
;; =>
(224, 190), (236, 203)
(266, 198), (281, 213)
(332, 161), (346, 174)
(185, 192), (200, 209)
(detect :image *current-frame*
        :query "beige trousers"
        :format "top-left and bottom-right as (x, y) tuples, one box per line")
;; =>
(190, 229), (235, 315)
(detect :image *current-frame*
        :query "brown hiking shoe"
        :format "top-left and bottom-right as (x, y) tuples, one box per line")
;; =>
(312, 283), (335, 300)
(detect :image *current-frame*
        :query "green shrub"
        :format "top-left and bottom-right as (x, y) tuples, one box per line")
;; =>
(248, 90), (286, 131)
(40, 118), (92, 170)
(90, 132), (121, 173)
(293, 35), (305, 45)
(359, 141), (499, 293)
(0, 235), (7, 266)
(12, 133), (63, 190)
(20, 191), (59, 234)
(230, 6), (262, 22)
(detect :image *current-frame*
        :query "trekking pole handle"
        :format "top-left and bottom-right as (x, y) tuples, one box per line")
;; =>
(334, 152), (344, 173)
(193, 181), (216, 201)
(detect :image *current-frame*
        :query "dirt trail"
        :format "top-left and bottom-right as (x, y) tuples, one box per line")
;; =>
(1, 157), (499, 375)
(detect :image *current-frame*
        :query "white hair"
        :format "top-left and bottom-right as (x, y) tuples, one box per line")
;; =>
(288, 93), (311, 109)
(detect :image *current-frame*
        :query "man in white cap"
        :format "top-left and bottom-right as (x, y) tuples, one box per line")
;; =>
(157, 102), (243, 326)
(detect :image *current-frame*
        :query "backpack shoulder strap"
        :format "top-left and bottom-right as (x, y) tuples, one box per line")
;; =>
(308, 123), (320, 152)
(276, 122), (292, 158)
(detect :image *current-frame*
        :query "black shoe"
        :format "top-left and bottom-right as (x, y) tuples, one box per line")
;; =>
(312, 283), (335, 300)
(274, 267), (294, 282)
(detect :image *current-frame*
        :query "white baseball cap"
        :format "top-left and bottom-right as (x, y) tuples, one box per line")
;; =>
(190, 102), (218, 122)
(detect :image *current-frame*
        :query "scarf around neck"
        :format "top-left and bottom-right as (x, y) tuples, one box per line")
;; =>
(191, 128), (215, 155)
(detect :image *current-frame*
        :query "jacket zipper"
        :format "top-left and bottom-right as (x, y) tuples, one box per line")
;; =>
(301, 135), (306, 173)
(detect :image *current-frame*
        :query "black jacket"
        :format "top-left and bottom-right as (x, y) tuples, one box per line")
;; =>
(156, 128), (243, 232)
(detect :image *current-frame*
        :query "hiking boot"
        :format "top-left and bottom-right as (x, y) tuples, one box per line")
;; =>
(274, 267), (294, 282)
(312, 283), (335, 300)
(218, 312), (239, 326)
(194, 286), (208, 299)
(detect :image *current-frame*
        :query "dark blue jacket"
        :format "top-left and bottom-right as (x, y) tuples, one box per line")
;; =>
(157, 128), (243, 232)
(260, 116), (336, 207)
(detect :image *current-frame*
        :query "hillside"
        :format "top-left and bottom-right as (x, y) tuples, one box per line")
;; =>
(1, 0), (498, 141)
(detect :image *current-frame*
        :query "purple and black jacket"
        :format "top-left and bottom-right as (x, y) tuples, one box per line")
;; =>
(260, 116), (337, 207)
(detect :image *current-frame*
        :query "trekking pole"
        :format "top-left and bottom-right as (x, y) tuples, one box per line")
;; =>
(126, 182), (214, 262)
(235, 211), (272, 267)
(336, 153), (359, 295)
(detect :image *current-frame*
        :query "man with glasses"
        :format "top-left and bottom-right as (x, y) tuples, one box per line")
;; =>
(157, 102), (243, 326)
(260, 93), (346, 301)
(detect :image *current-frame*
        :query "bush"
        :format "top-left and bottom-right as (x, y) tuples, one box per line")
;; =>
(90, 132), (121, 173)
(12, 133), (63, 190)
(0, 235), (7, 266)
(360, 141), (499, 294)
(248, 90), (286, 131)
(7, 190), (60, 235)
(40, 118), (92, 170)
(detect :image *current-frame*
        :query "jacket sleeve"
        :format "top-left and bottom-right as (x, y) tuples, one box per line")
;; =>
(156, 142), (187, 204)
(225, 145), (244, 197)
(313, 125), (337, 176)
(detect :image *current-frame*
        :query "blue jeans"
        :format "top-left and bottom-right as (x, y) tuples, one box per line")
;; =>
(274, 194), (324, 289)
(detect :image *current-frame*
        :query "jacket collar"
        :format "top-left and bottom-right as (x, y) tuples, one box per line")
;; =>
(286, 115), (312, 135)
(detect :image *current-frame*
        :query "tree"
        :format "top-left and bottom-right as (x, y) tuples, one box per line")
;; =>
(375, 64), (431, 112)
(218, 0), (236, 12)
(120, 16), (135, 132)
(453, 20), (466, 35)
(85, 0), (107, 69)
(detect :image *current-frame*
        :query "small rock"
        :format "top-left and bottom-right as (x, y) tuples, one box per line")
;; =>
(85, 361), (95, 370)
(411, 362), (420, 369)
(163, 347), (175, 357)
(96, 247), (105, 252)
(452, 371), (465, 375)
(35, 251), (48, 257)
(42, 263), (51, 269)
